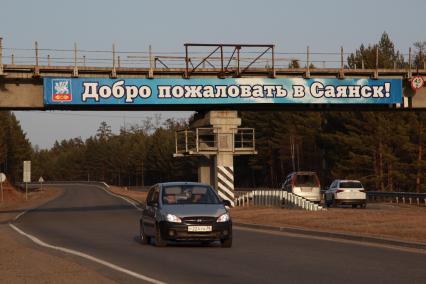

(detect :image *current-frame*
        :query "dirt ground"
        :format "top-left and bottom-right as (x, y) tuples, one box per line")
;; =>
(0, 181), (61, 223)
(0, 183), (117, 284)
(109, 186), (148, 204)
(231, 203), (426, 243)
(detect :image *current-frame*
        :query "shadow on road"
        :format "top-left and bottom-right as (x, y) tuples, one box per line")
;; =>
(132, 235), (223, 248)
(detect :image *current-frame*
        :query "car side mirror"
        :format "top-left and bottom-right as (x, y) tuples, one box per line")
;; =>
(223, 200), (232, 207)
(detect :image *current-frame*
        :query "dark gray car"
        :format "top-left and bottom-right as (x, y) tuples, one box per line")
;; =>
(140, 182), (232, 247)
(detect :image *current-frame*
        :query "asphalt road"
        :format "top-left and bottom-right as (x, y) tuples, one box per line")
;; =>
(13, 184), (426, 284)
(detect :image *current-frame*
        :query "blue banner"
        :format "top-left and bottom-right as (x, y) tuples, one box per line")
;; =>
(43, 77), (402, 105)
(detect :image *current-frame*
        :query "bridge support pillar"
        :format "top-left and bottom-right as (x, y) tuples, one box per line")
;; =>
(209, 111), (241, 205)
(195, 111), (242, 206)
(198, 156), (215, 186)
(175, 110), (256, 206)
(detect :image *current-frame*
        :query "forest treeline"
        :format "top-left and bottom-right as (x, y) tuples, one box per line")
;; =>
(0, 112), (32, 183)
(0, 32), (425, 192)
(238, 111), (425, 192)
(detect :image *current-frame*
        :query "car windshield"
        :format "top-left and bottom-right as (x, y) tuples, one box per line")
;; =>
(340, 182), (363, 188)
(295, 174), (317, 187)
(161, 185), (220, 205)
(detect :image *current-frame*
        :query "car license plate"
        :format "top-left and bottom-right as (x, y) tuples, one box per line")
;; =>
(188, 226), (212, 232)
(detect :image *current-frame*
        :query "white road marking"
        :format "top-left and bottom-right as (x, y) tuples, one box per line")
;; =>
(9, 183), (164, 284)
(9, 224), (166, 284)
(95, 185), (143, 211)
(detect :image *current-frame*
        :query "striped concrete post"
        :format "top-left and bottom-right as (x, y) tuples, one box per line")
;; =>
(217, 166), (235, 206)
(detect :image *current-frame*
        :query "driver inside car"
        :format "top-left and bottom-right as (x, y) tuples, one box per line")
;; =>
(163, 194), (176, 204)
(192, 193), (202, 203)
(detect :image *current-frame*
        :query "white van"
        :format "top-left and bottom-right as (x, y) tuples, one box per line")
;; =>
(282, 172), (321, 203)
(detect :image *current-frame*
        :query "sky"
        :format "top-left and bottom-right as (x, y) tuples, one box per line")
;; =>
(2, 0), (425, 149)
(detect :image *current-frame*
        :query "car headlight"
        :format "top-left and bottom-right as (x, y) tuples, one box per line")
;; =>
(217, 213), (230, 223)
(166, 214), (182, 223)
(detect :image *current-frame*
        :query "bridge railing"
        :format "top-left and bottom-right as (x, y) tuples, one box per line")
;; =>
(1, 38), (424, 74)
(175, 127), (256, 156)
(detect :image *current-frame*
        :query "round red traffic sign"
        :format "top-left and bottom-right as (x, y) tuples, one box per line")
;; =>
(411, 76), (424, 90)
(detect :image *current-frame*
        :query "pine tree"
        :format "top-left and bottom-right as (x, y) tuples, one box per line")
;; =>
(347, 32), (406, 69)
(413, 41), (426, 70)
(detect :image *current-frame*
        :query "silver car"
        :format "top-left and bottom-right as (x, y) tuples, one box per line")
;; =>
(140, 182), (232, 247)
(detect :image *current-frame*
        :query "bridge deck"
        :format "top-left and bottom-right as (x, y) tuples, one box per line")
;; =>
(1, 64), (425, 110)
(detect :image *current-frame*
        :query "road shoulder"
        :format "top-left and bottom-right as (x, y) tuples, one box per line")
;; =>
(0, 224), (117, 284)
(0, 185), (117, 284)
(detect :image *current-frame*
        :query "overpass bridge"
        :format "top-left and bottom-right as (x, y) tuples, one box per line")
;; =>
(1, 39), (425, 204)
(0, 40), (425, 109)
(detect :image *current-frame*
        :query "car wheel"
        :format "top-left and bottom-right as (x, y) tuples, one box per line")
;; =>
(155, 224), (167, 247)
(140, 222), (150, 245)
(332, 197), (337, 208)
(325, 197), (331, 208)
(352, 204), (357, 208)
(220, 237), (232, 248)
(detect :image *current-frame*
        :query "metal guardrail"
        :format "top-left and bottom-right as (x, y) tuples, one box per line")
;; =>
(366, 191), (426, 206)
(235, 189), (324, 211)
(237, 188), (426, 206)
(238, 188), (426, 197)
(15, 181), (110, 191)
(366, 191), (426, 199)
